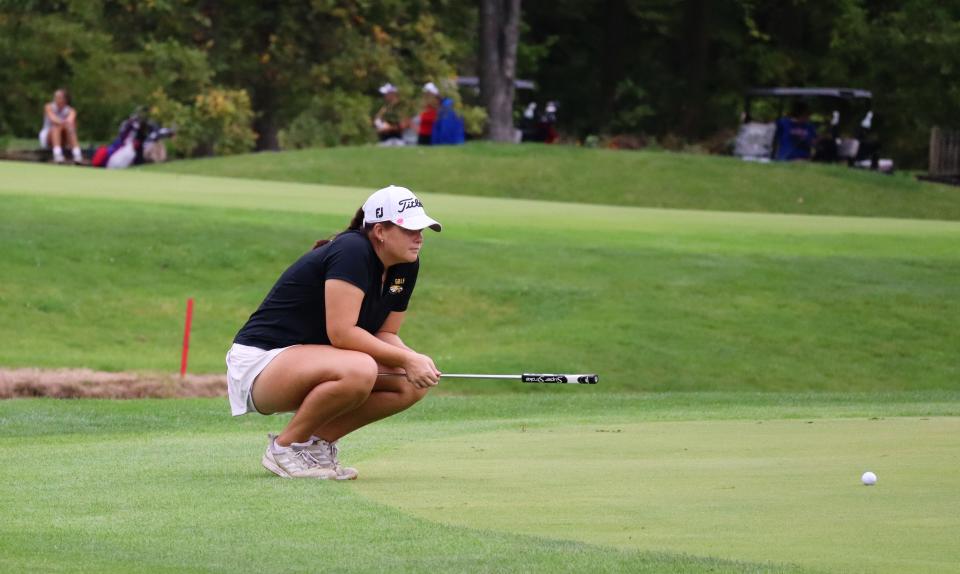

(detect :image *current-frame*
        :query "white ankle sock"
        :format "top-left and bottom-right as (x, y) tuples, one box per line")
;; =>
(72, 147), (82, 159)
(53, 146), (63, 156)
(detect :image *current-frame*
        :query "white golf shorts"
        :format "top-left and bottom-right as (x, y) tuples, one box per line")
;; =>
(225, 343), (297, 416)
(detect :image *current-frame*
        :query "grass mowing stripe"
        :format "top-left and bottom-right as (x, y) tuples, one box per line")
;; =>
(5, 161), (960, 235)
(4, 393), (960, 440)
(147, 142), (960, 221)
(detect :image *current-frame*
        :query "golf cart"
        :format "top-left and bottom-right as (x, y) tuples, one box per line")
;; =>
(734, 87), (894, 173)
(454, 76), (550, 142)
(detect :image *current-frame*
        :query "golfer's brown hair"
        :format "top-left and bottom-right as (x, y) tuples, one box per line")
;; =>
(313, 207), (393, 249)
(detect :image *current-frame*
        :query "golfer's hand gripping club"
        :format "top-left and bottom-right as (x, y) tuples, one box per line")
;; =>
(400, 352), (441, 388)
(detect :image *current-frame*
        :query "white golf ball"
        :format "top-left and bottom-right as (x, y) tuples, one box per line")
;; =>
(861, 471), (877, 486)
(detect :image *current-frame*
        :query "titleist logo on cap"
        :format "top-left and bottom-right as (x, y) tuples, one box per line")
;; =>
(398, 198), (423, 212)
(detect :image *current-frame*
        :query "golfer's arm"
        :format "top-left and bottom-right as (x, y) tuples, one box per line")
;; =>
(375, 312), (412, 351)
(45, 105), (62, 125)
(325, 279), (413, 367)
(66, 109), (76, 125)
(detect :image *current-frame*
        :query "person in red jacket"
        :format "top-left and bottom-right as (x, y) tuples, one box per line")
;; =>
(417, 82), (441, 146)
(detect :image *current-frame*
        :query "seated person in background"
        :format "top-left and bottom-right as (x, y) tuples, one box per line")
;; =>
(774, 101), (817, 161)
(39, 88), (83, 163)
(373, 83), (407, 143)
(417, 82), (441, 146)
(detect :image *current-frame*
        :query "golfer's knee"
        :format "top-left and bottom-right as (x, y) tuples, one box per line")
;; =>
(408, 384), (430, 402)
(390, 382), (429, 410)
(340, 354), (377, 397)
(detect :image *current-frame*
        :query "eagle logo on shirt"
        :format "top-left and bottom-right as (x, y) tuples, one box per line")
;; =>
(389, 277), (405, 294)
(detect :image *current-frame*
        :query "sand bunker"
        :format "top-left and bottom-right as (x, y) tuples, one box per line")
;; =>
(0, 368), (226, 399)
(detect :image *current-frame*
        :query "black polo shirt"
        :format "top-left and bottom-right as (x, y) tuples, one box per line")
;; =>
(234, 230), (419, 350)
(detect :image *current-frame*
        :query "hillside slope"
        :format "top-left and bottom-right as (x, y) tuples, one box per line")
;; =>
(2, 163), (958, 390)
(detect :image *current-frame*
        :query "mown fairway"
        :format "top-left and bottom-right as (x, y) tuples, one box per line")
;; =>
(2, 148), (960, 573)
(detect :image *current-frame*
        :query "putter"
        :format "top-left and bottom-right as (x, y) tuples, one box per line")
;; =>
(378, 372), (599, 384)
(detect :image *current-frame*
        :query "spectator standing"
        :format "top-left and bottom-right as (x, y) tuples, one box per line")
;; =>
(774, 101), (817, 161)
(373, 83), (407, 144)
(417, 82), (441, 146)
(39, 88), (82, 163)
(520, 102), (538, 142)
(431, 97), (465, 145)
(538, 101), (559, 144)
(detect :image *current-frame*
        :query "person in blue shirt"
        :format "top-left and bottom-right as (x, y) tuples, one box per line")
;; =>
(431, 98), (465, 145)
(775, 101), (817, 161)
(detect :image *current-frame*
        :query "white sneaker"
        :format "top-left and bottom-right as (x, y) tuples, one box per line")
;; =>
(261, 434), (338, 479)
(72, 148), (83, 162)
(52, 150), (65, 164)
(306, 438), (359, 481)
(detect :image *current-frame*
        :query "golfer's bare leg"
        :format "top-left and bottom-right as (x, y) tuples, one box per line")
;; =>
(314, 367), (429, 442)
(251, 345), (377, 447)
(50, 126), (62, 148)
(65, 124), (79, 148)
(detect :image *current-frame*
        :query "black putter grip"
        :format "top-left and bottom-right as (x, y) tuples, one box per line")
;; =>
(521, 374), (599, 384)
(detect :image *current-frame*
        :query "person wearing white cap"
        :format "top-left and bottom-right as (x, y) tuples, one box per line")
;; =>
(417, 82), (441, 146)
(373, 83), (406, 142)
(226, 185), (442, 480)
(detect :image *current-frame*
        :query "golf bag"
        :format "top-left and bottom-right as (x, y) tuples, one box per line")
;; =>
(92, 110), (174, 168)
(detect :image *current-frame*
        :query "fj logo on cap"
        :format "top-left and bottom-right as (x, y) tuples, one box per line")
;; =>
(375, 207), (384, 218)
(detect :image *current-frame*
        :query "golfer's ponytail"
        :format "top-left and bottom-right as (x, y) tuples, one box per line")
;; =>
(313, 207), (366, 249)
(347, 207), (365, 231)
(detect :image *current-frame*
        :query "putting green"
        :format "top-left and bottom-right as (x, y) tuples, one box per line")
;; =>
(354, 417), (960, 573)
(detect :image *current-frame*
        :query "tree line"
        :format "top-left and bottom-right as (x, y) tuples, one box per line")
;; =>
(1, 0), (957, 166)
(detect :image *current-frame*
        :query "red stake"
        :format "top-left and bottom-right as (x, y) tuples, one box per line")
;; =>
(180, 298), (194, 378)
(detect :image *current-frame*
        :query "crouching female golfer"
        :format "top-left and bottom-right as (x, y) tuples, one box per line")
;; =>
(226, 185), (442, 480)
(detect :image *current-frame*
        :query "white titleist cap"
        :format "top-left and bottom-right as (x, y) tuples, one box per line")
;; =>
(423, 82), (440, 95)
(378, 83), (398, 95)
(363, 185), (441, 232)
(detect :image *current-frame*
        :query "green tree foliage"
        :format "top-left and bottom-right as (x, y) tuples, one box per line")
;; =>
(0, 3), (145, 139)
(521, 0), (960, 165)
(2, 1), (958, 165)
(150, 87), (256, 157)
(279, 91), (377, 149)
(0, 0), (472, 154)
(828, 1), (960, 165)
